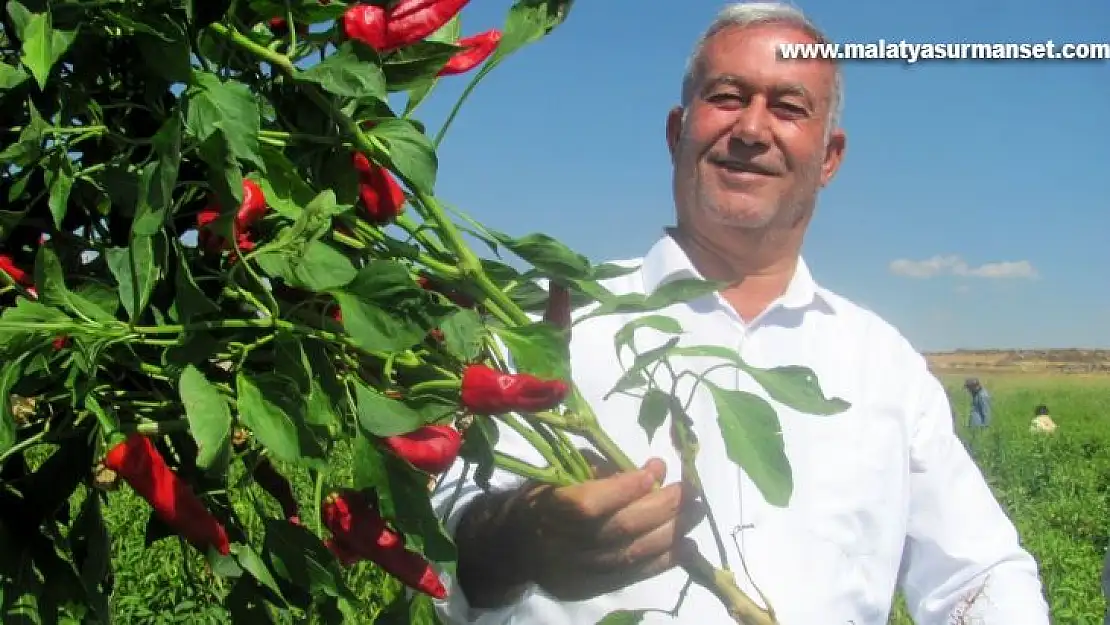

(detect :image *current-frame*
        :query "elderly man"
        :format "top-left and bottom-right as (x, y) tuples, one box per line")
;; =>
(430, 3), (1049, 624)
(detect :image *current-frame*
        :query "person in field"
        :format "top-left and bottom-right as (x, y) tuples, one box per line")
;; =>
(1029, 404), (1057, 434)
(430, 3), (1049, 623)
(964, 377), (992, 428)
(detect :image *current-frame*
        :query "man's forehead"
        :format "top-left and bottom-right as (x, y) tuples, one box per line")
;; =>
(696, 23), (835, 88)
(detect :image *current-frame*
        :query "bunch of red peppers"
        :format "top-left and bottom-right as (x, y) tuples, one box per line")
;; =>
(341, 0), (500, 75)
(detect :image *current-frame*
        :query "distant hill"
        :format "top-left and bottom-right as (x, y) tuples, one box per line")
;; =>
(924, 349), (1110, 376)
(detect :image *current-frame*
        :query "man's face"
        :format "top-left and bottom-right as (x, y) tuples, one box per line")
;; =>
(667, 22), (845, 231)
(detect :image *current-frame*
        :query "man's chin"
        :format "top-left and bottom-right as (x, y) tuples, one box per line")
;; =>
(700, 202), (776, 230)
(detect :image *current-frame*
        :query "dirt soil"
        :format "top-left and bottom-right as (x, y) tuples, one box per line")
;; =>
(925, 349), (1110, 376)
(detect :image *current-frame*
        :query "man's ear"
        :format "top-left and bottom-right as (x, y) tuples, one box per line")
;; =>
(820, 128), (846, 187)
(665, 106), (684, 162)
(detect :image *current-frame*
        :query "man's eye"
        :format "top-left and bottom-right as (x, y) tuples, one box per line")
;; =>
(776, 102), (808, 115)
(707, 93), (743, 105)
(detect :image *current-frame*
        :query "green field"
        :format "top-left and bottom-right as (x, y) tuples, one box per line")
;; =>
(93, 373), (1110, 624)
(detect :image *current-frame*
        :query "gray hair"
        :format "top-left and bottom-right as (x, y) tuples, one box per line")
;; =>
(680, 2), (844, 133)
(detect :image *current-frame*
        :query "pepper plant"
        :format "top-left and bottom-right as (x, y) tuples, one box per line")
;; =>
(0, 1), (850, 623)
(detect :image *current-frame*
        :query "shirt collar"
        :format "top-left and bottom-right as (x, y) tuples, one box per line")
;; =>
(640, 230), (836, 314)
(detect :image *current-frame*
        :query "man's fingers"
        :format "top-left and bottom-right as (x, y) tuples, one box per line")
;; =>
(593, 482), (689, 544)
(588, 501), (706, 571)
(545, 541), (690, 602)
(582, 450), (666, 484)
(555, 458), (667, 522)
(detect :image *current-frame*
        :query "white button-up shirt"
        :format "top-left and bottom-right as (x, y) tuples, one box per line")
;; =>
(431, 234), (1049, 624)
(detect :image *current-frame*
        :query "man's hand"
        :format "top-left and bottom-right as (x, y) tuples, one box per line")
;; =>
(518, 456), (705, 601)
(456, 455), (705, 607)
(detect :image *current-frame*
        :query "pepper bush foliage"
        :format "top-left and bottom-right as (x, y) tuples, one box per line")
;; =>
(0, 1), (851, 623)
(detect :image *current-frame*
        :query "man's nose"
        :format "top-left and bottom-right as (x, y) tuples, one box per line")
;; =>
(728, 100), (773, 147)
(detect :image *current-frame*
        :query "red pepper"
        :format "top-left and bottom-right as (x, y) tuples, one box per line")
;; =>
(236, 179), (268, 230)
(0, 254), (33, 290)
(543, 281), (572, 331)
(341, 4), (389, 51)
(322, 489), (445, 599)
(269, 16), (309, 37)
(437, 30), (500, 76)
(385, 0), (471, 50)
(381, 425), (461, 475)
(197, 179), (267, 256)
(352, 153), (406, 224)
(459, 364), (568, 415)
(103, 434), (231, 555)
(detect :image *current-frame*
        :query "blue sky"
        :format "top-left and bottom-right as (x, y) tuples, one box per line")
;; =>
(385, 0), (1109, 352)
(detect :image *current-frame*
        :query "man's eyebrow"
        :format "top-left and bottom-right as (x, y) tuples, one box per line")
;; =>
(701, 74), (817, 105)
(700, 73), (747, 93)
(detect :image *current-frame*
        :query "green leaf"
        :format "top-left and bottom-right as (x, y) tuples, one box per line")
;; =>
(332, 261), (454, 353)
(742, 364), (851, 415)
(45, 153), (73, 229)
(491, 322), (570, 381)
(0, 62), (28, 90)
(382, 41), (459, 92)
(488, 230), (591, 280)
(578, 277), (727, 323)
(438, 308), (486, 362)
(595, 610), (648, 625)
(185, 70), (264, 169)
(613, 315), (684, 362)
(707, 381), (792, 507)
(136, 27), (192, 83)
(256, 146), (318, 218)
(261, 520), (356, 602)
(0, 357), (26, 456)
(33, 246), (116, 323)
(299, 41), (386, 99)
(231, 543), (288, 608)
(179, 364), (232, 474)
(604, 336), (680, 400)
(590, 262), (640, 280)
(236, 371), (327, 468)
(354, 381), (423, 437)
(369, 119), (436, 195)
(105, 235), (162, 321)
(0, 298), (73, 357)
(133, 117), (182, 237)
(668, 345), (850, 416)
(71, 495), (111, 618)
(492, 0), (575, 64)
(255, 239), (358, 292)
(638, 388), (670, 443)
(0, 101), (46, 166)
(19, 9), (78, 89)
(171, 242), (218, 322)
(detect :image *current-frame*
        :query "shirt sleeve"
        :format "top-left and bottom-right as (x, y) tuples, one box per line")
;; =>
(896, 368), (1049, 623)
